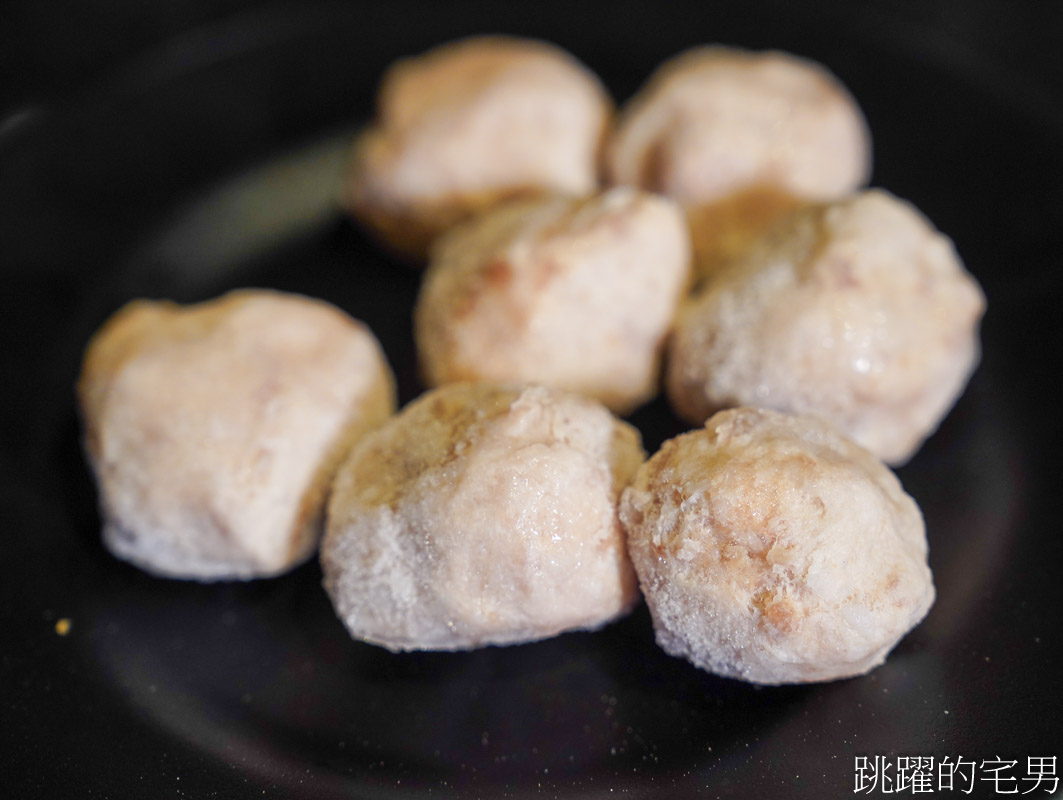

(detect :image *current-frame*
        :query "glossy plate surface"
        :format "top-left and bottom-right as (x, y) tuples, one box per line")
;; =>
(2, 2), (1061, 797)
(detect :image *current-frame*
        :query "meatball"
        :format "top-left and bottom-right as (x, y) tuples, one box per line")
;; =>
(666, 189), (985, 465)
(344, 36), (612, 259)
(78, 290), (396, 580)
(620, 407), (935, 685)
(606, 46), (871, 276)
(322, 383), (644, 651)
(415, 188), (692, 414)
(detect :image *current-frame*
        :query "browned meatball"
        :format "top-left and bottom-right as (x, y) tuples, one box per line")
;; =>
(666, 190), (985, 464)
(345, 36), (612, 259)
(322, 383), (644, 651)
(79, 290), (395, 580)
(620, 407), (935, 685)
(607, 46), (871, 276)
(415, 188), (692, 413)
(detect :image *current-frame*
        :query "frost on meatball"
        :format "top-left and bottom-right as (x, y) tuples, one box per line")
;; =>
(606, 46), (871, 277)
(78, 290), (396, 580)
(666, 190), (986, 465)
(620, 407), (935, 685)
(321, 383), (644, 651)
(415, 188), (692, 414)
(344, 36), (612, 259)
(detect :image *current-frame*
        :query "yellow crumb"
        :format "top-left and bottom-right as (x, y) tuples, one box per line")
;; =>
(55, 618), (71, 636)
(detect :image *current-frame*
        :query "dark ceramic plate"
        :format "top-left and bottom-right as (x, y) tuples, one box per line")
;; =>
(2, 2), (1061, 797)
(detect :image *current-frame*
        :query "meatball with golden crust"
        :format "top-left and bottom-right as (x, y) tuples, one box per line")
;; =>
(79, 290), (396, 580)
(322, 383), (644, 651)
(606, 46), (871, 277)
(345, 36), (612, 259)
(415, 188), (692, 414)
(666, 189), (985, 465)
(620, 407), (935, 685)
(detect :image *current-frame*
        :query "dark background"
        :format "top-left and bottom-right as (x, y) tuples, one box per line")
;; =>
(2, 2), (1062, 798)
(3, 0), (1063, 123)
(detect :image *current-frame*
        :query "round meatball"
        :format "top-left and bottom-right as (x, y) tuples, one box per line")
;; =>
(78, 290), (396, 580)
(620, 407), (935, 685)
(344, 36), (612, 259)
(606, 46), (871, 276)
(666, 189), (985, 465)
(415, 188), (692, 414)
(322, 383), (644, 651)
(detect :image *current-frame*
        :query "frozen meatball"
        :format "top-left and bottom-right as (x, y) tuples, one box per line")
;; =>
(78, 290), (396, 580)
(322, 383), (644, 651)
(415, 188), (692, 414)
(666, 190), (985, 465)
(620, 407), (935, 685)
(606, 46), (871, 276)
(344, 36), (612, 259)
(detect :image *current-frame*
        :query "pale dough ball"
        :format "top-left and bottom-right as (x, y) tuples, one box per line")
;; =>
(606, 46), (871, 276)
(79, 290), (396, 580)
(666, 189), (986, 465)
(344, 36), (612, 259)
(322, 383), (644, 651)
(620, 407), (935, 685)
(415, 188), (692, 414)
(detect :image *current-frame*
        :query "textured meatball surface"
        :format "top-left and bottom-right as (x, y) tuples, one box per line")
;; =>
(79, 290), (396, 580)
(415, 188), (691, 413)
(345, 36), (612, 258)
(322, 383), (644, 651)
(666, 189), (985, 464)
(607, 46), (870, 275)
(620, 407), (935, 685)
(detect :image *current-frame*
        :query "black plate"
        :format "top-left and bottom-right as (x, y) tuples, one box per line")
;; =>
(2, 2), (1061, 797)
